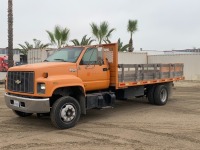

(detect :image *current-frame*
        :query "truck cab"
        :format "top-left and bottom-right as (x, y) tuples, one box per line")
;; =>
(43, 46), (111, 91)
(5, 44), (117, 129)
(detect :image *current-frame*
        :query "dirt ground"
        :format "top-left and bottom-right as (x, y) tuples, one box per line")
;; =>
(0, 81), (200, 150)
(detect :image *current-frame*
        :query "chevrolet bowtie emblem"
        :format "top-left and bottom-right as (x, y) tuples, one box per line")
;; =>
(15, 80), (21, 84)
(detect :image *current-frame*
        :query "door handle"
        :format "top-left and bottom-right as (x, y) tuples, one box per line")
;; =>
(103, 68), (108, 71)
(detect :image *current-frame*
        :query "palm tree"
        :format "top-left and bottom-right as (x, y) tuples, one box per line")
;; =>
(71, 35), (95, 46)
(118, 38), (129, 52)
(33, 39), (50, 49)
(46, 25), (70, 48)
(8, 0), (14, 68)
(18, 41), (33, 55)
(90, 21), (115, 44)
(127, 20), (138, 52)
(18, 39), (50, 55)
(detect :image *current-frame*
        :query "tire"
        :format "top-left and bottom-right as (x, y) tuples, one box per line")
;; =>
(147, 85), (156, 104)
(154, 85), (168, 105)
(13, 110), (33, 117)
(50, 96), (81, 129)
(166, 82), (173, 99)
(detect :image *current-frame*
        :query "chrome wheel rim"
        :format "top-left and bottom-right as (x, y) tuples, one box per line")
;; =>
(60, 104), (76, 122)
(160, 88), (167, 103)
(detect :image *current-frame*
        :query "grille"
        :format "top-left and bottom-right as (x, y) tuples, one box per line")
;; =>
(7, 71), (34, 93)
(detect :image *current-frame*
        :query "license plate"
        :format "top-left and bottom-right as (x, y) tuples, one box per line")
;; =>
(13, 100), (20, 107)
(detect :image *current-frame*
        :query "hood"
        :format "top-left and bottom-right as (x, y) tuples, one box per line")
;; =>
(9, 62), (75, 72)
(8, 62), (78, 77)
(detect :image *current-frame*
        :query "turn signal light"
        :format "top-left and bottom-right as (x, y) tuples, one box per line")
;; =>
(42, 72), (48, 78)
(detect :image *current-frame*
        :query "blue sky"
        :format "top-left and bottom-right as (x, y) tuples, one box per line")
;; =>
(1, 0), (200, 50)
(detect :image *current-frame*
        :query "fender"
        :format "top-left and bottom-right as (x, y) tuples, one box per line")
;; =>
(36, 75), (85, 97)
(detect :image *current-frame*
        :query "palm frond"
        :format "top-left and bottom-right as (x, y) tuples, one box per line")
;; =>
(46, 30), (55, 44)
(127, 20), (138, 33)
(19, 49), (28, 55)
(85, 36), (95, 45)
(106, 28), (115, 38)
(71, 39), (80, 46)
(18, 42), (32, 55)
(90, 23), (100, 42)
(103, 39), (111, 44)
(40, 43), (50, 49)
(33, 39), (42, 48)
(61, 28), (70, 46)
(121, 44), (129, 52)
(87, 39), (95, 45)
(100, 21), (108, 38)
(54, 26), (62, 48)
(91, 21), (115, 44)
(18, 44), (27, 50)
(118, 38), (129, 52)
(47, 25), (70, 48)
(81, 35), (87, 44)
(24, 41), (33, 49)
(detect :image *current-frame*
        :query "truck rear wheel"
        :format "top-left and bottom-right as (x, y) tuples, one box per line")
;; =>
(50, 96), (81, 129)
(154, 85), (168, 105)
(147, 85), (155, 104)
(13, 110), (33, 117)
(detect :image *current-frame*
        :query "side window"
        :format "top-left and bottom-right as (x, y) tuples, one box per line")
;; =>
(81, 48), (97, 65)
(97, 47), (104, 65)
(80, 48), (104, 65)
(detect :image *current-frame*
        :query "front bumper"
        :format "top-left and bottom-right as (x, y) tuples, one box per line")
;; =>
(4, 93), (50, 113)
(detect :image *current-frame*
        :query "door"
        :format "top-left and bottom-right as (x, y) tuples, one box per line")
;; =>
(78, 47), (110, 91)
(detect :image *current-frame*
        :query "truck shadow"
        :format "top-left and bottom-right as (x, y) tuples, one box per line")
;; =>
(1, 114), (54, 132)
(2, 97), (158, 131)
(78, 97), (154, 124)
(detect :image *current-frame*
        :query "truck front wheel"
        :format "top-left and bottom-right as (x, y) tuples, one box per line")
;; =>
(13, 110), (33, 117)
(50, 96), (81, 129)
(154, 85), (168, 105)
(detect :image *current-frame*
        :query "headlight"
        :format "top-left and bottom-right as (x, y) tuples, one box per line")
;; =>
(37, 83), (46, 94)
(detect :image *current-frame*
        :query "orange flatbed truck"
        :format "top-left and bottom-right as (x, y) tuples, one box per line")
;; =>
(4, 43), (184, 129)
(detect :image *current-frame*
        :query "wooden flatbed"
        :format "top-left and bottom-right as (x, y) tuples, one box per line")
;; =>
(118, 63), (184, 88)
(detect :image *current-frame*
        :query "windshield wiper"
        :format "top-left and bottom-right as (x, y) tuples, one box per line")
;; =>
(43, 59), (49, 62)
(54, 59), (66, 62)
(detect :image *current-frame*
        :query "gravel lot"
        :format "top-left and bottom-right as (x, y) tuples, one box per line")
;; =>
(0, 81), (200, 150)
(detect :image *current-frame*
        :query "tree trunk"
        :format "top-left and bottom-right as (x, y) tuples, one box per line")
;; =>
(8, 0), (14, 68)
(128, 35), (133, 52)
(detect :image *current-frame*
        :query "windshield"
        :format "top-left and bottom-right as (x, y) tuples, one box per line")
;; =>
(45, 47), (84, 62)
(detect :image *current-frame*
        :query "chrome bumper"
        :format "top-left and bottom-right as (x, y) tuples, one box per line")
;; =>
(4, 93), (50, 113)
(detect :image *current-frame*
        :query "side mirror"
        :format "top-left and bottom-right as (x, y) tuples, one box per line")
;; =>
(97, 59), (103, 66)
(97, 57), (104, 66)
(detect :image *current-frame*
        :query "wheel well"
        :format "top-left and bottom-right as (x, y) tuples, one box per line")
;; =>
(50, 86), (86, 114)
